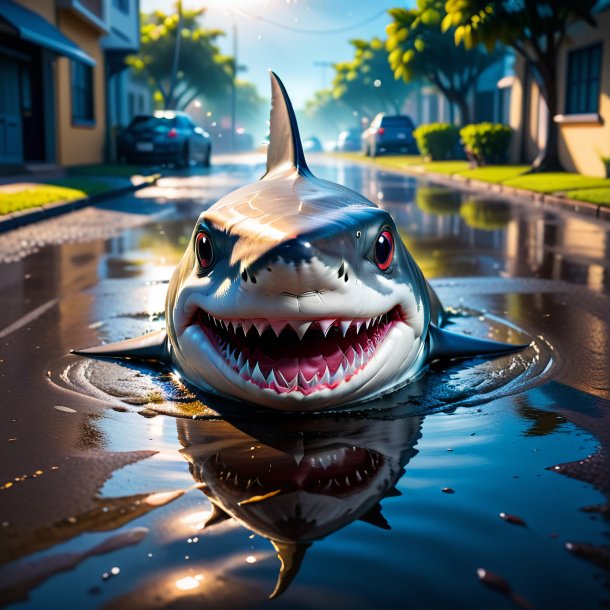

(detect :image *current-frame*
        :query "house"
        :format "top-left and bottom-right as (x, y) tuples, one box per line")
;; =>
(402, 54), (514, 127)
(103, 0), (151, 162)
(506, 5), (610, 177)
(0, 0), (145, 170)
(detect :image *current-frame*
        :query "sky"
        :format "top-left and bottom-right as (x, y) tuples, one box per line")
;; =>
(141, 0), (407, 109)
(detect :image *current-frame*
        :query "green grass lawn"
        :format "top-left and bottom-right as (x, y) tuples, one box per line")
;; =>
(566, 188), (610, 207)
(420, 160), (470, 174)
(48, 177), (116, 196)
(0, 185), (86, 215)
(503, 172), (610, 193)
(332, 152), (610, 207)
(456, 165), (530, 183)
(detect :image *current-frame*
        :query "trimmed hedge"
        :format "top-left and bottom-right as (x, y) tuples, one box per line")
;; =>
(459, 123), (511, 166)
(413, 123), (460, 161)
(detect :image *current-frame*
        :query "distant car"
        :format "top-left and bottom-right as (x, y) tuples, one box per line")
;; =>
(117, 111), (212, 167)
(337, 128), (362, 151)
(361, 114), (417, 157)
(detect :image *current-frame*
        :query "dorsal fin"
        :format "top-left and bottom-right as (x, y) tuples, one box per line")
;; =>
(263, 71), (311, 180)
(269, 541), (311, 599)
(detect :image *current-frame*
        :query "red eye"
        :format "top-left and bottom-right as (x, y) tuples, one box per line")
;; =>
(196, 232), (214, 269)
(375, 230), (394, 271)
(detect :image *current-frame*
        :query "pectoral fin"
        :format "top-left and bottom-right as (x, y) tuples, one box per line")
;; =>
(428, 324), (529, 361)
(71, 329), (169, 362)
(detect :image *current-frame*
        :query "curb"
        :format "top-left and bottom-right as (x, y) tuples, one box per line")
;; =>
(342, 156), (609, 222)
(0, 174), (160, 235)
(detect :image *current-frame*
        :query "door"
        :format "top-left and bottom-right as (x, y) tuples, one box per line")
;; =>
(0, 56), (23, 164)
(21, 58), (45, 162)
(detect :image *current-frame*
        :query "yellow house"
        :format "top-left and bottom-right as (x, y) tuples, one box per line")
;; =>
(507, 6), (610, 177)
(0, 0), (142, 169)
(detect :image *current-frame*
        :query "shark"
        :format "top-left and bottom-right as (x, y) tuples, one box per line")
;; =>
(74, 72), (526, 412)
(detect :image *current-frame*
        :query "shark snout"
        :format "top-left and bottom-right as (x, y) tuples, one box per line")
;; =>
(240, 238), (350, 296)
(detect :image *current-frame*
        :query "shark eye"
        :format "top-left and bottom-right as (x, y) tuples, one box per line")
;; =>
(196, 231), (214, 270)
(375, 230), (394, 271)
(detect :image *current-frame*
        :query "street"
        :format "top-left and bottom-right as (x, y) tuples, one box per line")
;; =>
(1, 155), (609, 609)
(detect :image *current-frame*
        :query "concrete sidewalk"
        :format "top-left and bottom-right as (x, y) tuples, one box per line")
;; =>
(0, 165), (161, 234)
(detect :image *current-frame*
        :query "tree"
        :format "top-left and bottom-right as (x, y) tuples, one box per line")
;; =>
(442, 0), (598, 170)
(127, 7), (233, 110)
(205, 80), (268, 142)
(301, 89), (356, 137)
(332, 37), (415, 118)
(386, 0), (503, 125)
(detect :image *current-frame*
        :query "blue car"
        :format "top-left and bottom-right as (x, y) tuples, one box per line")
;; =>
(361, 114), (417, 157)
(118, 111), (212, 167)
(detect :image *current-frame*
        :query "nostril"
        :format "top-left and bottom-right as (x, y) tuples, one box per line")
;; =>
(241, 269), (248, 282)
(338, 262), (345, 278)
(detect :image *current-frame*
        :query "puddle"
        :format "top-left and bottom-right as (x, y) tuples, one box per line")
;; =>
(52, 304), (554, 420)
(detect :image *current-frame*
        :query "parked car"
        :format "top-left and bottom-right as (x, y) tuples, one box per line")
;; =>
(337, 128), (362, 151)
(361, 114), (417, 157)
(117, 111), (212, 167)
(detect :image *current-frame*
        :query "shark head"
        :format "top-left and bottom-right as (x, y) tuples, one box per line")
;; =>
(166, 72), (430, 411)
(73, 73), (526, 412)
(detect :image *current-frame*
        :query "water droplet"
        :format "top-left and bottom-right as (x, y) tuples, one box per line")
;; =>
(499, 512), (526, 526)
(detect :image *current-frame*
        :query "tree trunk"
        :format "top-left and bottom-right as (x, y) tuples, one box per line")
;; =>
(455, 97), (471, 126)
(532, 71), (563, 171)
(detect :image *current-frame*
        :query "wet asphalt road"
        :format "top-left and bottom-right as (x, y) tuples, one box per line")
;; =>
(0, 154), (609, 609)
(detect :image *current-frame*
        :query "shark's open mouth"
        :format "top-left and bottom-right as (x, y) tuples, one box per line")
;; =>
(194, 445), (384, 498)
(195, 307), (403, 395)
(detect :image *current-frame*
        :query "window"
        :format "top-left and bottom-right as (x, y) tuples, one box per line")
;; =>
(113, 0), (129, 13)
(71, 62), (94, 124)
(566, 43), (602, 114)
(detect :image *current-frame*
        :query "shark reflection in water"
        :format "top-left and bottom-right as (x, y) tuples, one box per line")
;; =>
(177, 414), (423, 598)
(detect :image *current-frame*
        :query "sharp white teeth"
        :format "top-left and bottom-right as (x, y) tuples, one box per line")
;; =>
(270, 320), (288, 337)
(356, 345), (365, 367)
(297, 371), (309, 389)
(288, 320), (313, 340)
(279, 371), (297, 389)
(266, 369), (277, 387)
(252, 362), (266, 384)
(365, 318), (373, 329)
(340, 320), (351, 337)
(253, 319), (268, 336)
(318, 319), (335, 336)
(239, 360), (250, 378)
(308, 373), (319, 388)
(345, 346), (357, 368)
(229, 320), (239, 333)
(241, 319), (253, 335)
(236, 351), (246, 370)
(319, 366), (331, 386)
(229, 350), (238, 368)
(355, 320), (363, 334)
(222, 320), (230, 331)
(330, 365), (344, 385)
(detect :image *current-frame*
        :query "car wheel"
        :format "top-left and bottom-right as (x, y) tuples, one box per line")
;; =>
(178, 144), (190, 168)
(202, 146), (211, 168)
